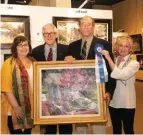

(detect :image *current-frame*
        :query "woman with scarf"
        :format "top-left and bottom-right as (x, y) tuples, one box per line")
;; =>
(1, 36), (35, 134)
(102, 36), (140, 134)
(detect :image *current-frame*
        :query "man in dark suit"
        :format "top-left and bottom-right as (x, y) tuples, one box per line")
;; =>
(32, 23), (72, 134)
(65, 16), (116, 134)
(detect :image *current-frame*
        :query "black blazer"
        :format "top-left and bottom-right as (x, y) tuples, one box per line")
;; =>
(31, 43), (68, 61)
(68, 36), (116, 98)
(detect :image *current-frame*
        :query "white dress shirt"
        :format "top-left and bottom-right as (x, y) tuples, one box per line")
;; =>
(109, 54), (140, 109)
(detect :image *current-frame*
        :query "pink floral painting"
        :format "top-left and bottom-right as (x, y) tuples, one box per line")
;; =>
(40, 67), (99, 116)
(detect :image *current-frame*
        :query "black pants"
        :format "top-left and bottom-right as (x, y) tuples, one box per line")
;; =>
(40, 124), (72, 134)
(8, 116), (32, 134)
(109, 106), (135, 134)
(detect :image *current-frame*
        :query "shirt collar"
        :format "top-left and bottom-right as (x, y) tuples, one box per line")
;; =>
(44, 43), (57, 50)
(82, 35), (93, 45)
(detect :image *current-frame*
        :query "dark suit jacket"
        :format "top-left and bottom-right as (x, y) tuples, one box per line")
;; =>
(31, 43), (68, 61)
(68, 36), (116, 98)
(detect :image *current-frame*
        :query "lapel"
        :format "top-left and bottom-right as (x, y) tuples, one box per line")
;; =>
(78, 39), (82, 54)
(57, 44), (65, 61)
(117, 55), (132, 69)
(41, 44), (46, 61)
(57, 44), (60, 60)
(87, 36), (97, 59)
(76, 40), (82, 59)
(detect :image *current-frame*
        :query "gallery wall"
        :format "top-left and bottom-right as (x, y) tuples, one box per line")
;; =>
(0, 4), (113, 65)
(112, 0), (143, 35)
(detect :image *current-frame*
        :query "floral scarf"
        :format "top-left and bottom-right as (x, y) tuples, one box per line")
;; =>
(11, 56), (35, 129)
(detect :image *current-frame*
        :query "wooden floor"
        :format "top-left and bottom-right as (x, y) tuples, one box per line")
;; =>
(32, 81), (143, 134)
(106, 81), (143, 134)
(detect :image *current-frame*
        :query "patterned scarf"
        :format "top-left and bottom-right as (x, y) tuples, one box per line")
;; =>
(12, 56), (35, 129)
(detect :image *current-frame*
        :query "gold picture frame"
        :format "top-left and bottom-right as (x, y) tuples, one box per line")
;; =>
(33, 60), (107, 124)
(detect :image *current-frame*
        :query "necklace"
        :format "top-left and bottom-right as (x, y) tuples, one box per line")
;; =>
(119, 53), (132, 86)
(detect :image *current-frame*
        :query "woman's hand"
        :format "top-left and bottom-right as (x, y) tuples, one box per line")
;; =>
(13, 106), (25, 120)
(4, 92), (25, 119)
(104, 92), (111, 105)
(101, 50), (110, 60)
(101, 50), (115, 71)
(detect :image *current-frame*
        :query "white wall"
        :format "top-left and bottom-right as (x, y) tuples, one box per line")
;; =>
(0, 4), (113, 64)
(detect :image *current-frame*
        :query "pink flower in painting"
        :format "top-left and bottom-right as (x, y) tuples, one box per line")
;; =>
(59, 69), (73, 88)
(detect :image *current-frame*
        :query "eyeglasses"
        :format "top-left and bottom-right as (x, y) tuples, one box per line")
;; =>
(17, 43), (29, 48)
(43, 32), (56, 37)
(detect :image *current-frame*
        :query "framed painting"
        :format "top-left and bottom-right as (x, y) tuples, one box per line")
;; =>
(0, 15), (30, 49)
(53, 17), (80, 45)
(94, 19), (112, 42)
(136, 54), (143, 70)
(53, 17), (112, 45)
(130, 34), (142, 54)
(33, 60), (107, 124)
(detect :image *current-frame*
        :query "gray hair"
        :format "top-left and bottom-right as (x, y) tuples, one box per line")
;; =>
(42, 23), (58, 33)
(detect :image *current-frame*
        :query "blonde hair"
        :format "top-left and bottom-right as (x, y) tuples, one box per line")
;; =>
(113, 36), (133, 56)
(79, 16), (95, 25)
(116, 36), (133, 47)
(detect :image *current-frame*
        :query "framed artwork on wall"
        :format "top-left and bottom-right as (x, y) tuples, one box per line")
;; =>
(94, 19), (112, 42)
(53, 17), (80, 45)
(136, 54), (143, 70)
(130, 34), (142, 54)
(53, 17), (112, 45)
(33, 60), (107, 124)
(0, 15), (30, 49)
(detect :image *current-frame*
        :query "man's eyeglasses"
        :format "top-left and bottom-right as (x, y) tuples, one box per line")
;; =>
(43, 32), (56, 37)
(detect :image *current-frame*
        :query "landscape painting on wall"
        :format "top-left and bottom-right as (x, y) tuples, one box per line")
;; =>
(0, 15), (30, 49)
(56, 20), (81, 45)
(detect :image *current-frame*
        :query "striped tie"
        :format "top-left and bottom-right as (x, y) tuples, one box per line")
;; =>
(81, 41), (87, 60)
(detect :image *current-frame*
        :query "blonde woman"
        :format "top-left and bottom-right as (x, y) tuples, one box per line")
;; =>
(102, 36), (140, 134)
(1, 36), (35, 134)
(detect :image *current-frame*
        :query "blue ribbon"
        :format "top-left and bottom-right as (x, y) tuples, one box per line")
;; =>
(97, 55), (105, 82)
(94, 44), (105, 83)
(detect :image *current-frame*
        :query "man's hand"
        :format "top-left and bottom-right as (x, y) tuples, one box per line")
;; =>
(64, 56), (75, 63)
(104, 92), (111, 105)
